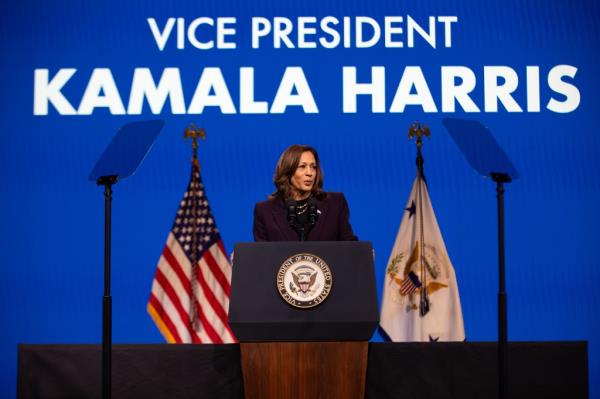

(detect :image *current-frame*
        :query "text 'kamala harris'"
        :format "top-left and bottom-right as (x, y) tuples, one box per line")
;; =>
(33, 15), (580, 116)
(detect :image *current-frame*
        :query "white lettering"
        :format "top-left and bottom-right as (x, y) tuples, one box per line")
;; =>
(319, 17), (340, 49)
(239, 67), (268, 114)
(484, 66), (522, 112)
(33, 68), (77, 115)
(437, 16), (458, 47)
(78, 68), (125, 115)
(526, 66), (540, 112)
(270, 67), (318, 113)
(390, 66), (437, 112)
(218, 17), (237, 49)
(147, 18), (176, 51)
(297, 17), (317, 48)
(441, 66), (480, 112)
(343, 66), (386, 113)
(384, 16), (403, 48)
(188, 68), (236, 114)
(355, 16), (381, 48)
(127, 68), (186, 114)
(273, 17), (294, 48)
(407, 15), (436, 48)
(187, 17), (215, 49)
(252, 17), (271, 48)
(547, 65), (580, 113)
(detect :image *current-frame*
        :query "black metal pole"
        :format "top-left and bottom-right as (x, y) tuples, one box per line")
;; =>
(491, 172), (510, 399)
(98, 175), (117, 399)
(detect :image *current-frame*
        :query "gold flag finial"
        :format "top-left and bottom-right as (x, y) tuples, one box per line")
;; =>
(408, 121), (430, 149)
(184, 124), (206, 169)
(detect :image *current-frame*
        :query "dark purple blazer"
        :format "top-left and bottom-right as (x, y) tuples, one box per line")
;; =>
(253, 192), (358, 242)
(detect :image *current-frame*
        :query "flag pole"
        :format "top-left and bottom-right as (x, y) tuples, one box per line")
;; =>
(184, 123), (205, 171)
(408, 122), (431, 317)
(408, 122), (429, 178)
(184, 124), (206, 331)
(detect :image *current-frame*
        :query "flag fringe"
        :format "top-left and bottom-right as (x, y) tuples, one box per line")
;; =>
(147, 303), (176, 343)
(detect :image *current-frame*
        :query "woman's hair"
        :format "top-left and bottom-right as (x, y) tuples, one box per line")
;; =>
(272, 144), (325, 200)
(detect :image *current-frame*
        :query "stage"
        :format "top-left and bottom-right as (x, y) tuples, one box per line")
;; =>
(18, 341), (587, 399)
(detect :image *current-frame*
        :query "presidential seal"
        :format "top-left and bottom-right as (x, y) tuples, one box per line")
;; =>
(277, 253), (332, 308)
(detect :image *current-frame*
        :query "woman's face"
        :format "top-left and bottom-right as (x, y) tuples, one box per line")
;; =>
(290, 151), (317, 199)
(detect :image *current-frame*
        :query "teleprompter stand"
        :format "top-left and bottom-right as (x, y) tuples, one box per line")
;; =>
(229, 241), (379, 399)
(89, 120), (164, 399)
(443, 118), (519, 399)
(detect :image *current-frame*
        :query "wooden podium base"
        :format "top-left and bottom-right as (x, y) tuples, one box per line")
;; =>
(240, 341), (368, 399)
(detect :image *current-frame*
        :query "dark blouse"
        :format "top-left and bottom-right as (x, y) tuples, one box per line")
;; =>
(290, 197), (312, 240)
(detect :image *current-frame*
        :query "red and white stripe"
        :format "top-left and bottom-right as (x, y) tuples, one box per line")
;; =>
(148, 233), (237, 343)
(400, 277), (418, 296)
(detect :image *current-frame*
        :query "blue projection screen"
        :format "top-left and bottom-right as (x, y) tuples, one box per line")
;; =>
(1, 1), (599, 398)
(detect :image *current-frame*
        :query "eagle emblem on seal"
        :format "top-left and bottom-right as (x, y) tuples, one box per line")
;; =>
(277, 253), (332, 308)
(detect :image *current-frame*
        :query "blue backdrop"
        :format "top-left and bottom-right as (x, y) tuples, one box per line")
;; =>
(1, 0), (599, 397)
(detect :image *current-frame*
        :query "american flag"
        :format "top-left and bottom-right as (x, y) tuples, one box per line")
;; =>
(147, 160), (237, 343)
(399, 271), (422, 296)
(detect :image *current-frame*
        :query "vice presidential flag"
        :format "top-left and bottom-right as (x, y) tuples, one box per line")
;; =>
(380, 172), (465, 342)
(147, 160), (236, 344)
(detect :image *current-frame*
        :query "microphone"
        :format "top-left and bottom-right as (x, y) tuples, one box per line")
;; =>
(307, 197), (318, 226)
(286, 199), (297, 226)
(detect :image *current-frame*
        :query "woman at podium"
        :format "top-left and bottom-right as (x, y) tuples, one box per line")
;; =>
(253, 144), (357, 242)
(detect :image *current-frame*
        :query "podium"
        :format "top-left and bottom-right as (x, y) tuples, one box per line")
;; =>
(229, 242), (378, 399)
